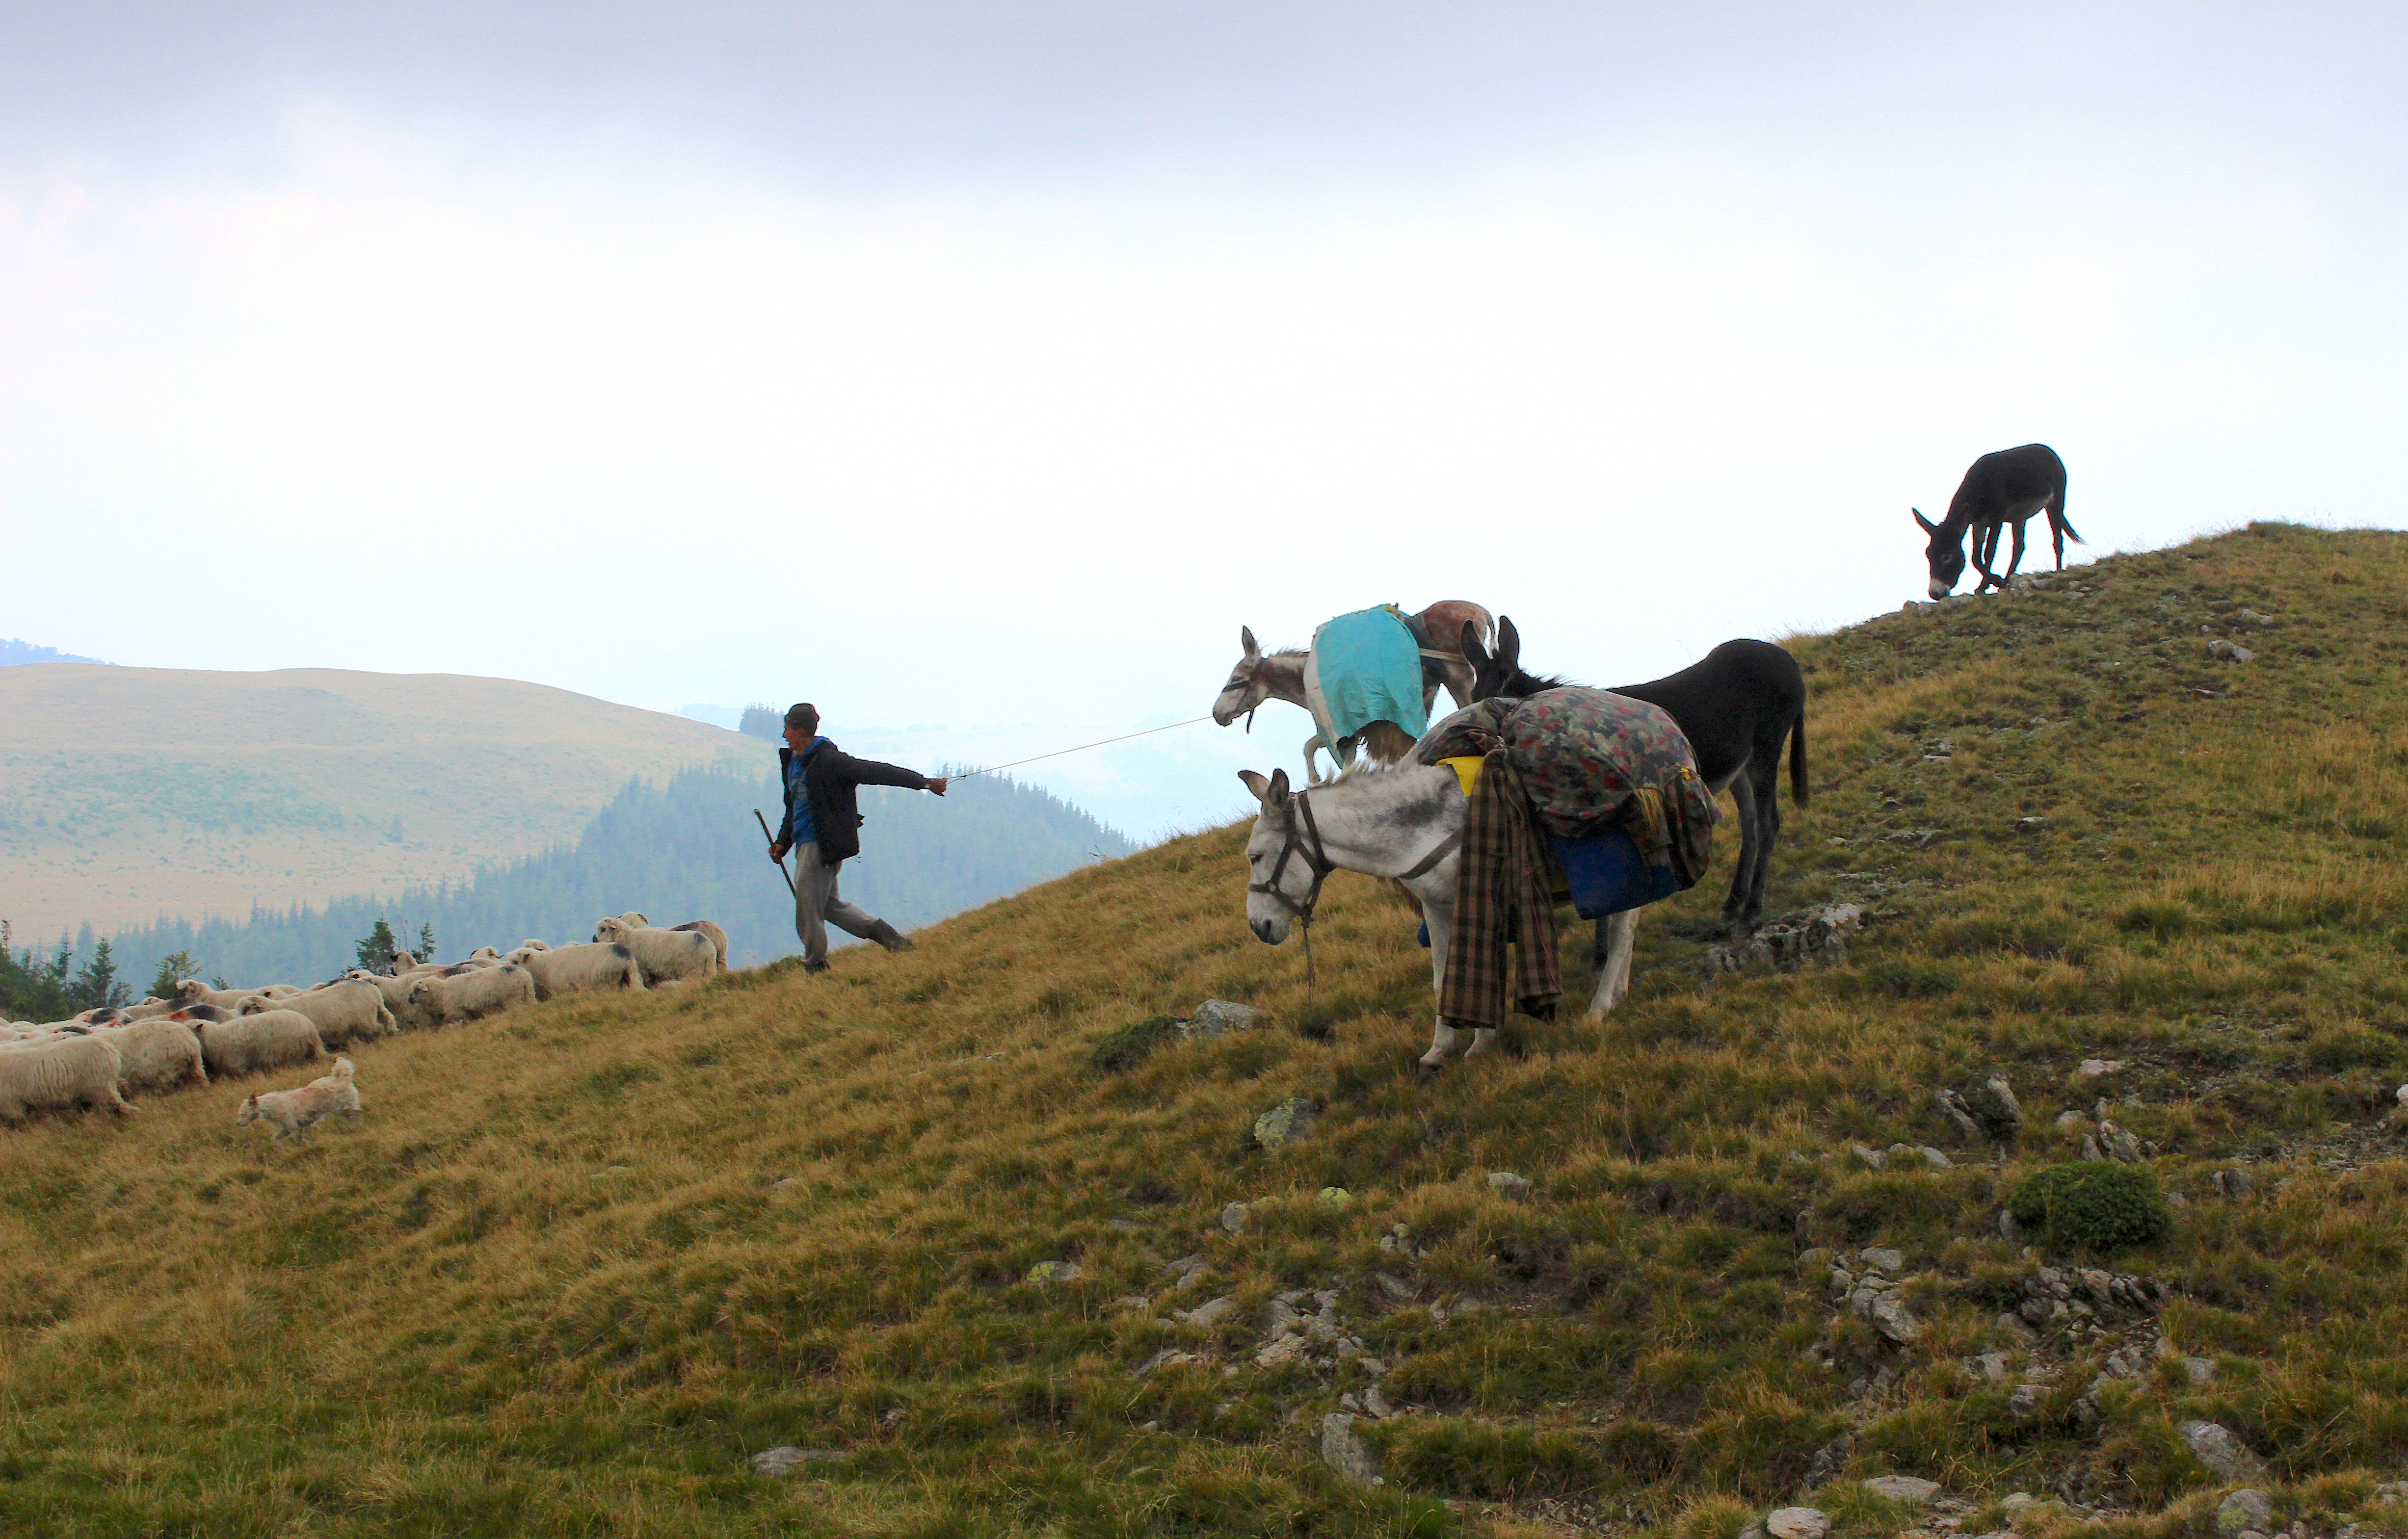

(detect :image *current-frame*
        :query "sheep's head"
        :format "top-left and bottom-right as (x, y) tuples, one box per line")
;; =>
(176, 979), (209, 1001)
(618, 912), (648, 927)
(238, 996), (270, 1016)
(235, 1096), (261, 1126)
(506, 947), (537, 965)
(593, 918), (631, 943)
(405, 979), (440, 1007)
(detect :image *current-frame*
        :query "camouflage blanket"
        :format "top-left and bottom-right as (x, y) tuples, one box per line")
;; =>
(1418, 687), (1716, 887)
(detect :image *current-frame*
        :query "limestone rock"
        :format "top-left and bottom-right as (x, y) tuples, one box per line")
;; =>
(2212, 1168), (2255, 1200)
(1025, 1261), (1083, 1284)
(2217, 1490), (2274, 1538)
(1859, 1246), (1905, 1273)
(2183, 1356), (2217, 1386)
(1175, 1296), (1234, 1328)
(1315, 1186), (1352, 1206)
(1486, 1171), (1533, 1198)
(1915, 1145), (1954, 1170)
(2008, 1384), (2045, 1417)
(751, 1447), (848, 1477)
(2097, 1120), (2145, 1163)
(1252, 1096), (1318, 1149)
(1957, 1075), (2024, 1135)
(1766, 1507), (1830, 1539)
(1999, 1208), (2026, 1243)
(2180, 1420), (2269, 1482)
(1320, 1413), (1383, 1486)
(2208, 639), (2259, 663)
(1853, 1144), (1888, 1170)
(1220, 1202), (1249, 1233)
(1865, 1475), (1941, 1505)
(1868, 1292), (1922, 1344)
(1181, 999), (1264, 1040)
(2079, 1059), (2127, 1077)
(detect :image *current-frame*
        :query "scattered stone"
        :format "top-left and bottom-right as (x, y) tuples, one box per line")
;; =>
(2208, 639), (2259, 663)
(1859, 1246), (1905, 1273)
(1999, 1208), (2026, 1243)
(1181, 999), (1265, 1040)
(1175, 1296), (1235, 1328)
(1704, 904), (1863, 978)
(2184, 1356), (2217, 1386)
(1766, 1507), (1831, 1539)
(1937, 1090), (1985, 1139)
(2003, 1492), (2036, 1515)
(1251, 1096), (1318, 1149)
(1026, 1261), (1082, 1284)
(1868, 1292), (1922, 1344)
(1957, 1075), (2025, 1136)
(1374, 1272), (1415, 1301)
(2097, 1120), (2145, 1164)
(2008, 1384), (2045, 1417)
(2180, 1419), (2269, 1482)
(2218, 1490), (2275, 1538)
(1853, 1144), (1888, 1170)
(750, 1447), (849, 1477)
(1220, 1202), (1249, 1233)
(1486, 1171), (1533, 1198)
(1363, 1384), (1398, 1418)
(1916, 1145), (1955, 1170)
(2233, 609), (2275, 627)
(2212, 1168), (2256, 1200)
(2079, 1059), (2127, 1077)
(1315, 1186), (1352, 1206)
(2015, 815), (2047, 831)
(767, 1175), (799, 1189)
(1135, 1348), (1199, 1376)
(1865, 1476), (1942, 1505)
(1320, 1413), (1383, 1486)
(2056, 1110), (2090, 1132)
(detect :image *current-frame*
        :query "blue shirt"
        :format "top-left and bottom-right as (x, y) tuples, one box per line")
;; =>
(782, 737), (826, 847)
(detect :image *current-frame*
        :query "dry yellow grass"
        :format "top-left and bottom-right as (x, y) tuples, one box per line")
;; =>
(3, 522), (2408, 1538)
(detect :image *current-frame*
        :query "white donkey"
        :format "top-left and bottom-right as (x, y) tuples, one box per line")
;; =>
(1238, 764), (1637, 1070)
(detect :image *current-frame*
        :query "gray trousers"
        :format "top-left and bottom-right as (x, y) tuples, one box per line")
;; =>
(794, 843), (881, 966)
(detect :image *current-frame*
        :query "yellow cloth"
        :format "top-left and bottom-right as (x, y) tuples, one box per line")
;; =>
(1440, 756), (1484, 798)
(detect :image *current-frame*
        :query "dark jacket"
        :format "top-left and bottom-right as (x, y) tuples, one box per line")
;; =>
(777, 738), (930, 863)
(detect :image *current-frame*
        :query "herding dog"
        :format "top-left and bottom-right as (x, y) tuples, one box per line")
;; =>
(236, 1057), (362, 1142)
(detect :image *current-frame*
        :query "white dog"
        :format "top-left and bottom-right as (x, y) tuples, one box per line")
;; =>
(235, 1057), (362, 1142)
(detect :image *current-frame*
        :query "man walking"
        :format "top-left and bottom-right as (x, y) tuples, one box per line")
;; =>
(767, 703), (949, 971)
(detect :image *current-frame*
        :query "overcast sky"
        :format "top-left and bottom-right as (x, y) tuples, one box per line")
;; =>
(3, 3), (2402, 836)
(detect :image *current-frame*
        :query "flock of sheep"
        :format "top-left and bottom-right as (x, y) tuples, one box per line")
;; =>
(0, 912), (728, 1130)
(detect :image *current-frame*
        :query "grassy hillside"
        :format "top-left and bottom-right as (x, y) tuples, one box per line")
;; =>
(5, 523), (2408, 1539)
(0, 665), (753, 937)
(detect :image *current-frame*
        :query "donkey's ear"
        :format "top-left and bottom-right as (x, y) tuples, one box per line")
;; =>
(1237, 769), (1272, 802)
(1495, 615), (1521, 669)
(1912, 508), (1937, 535)
(1265, 767), (1291, 807)
(1240, 626), (1260, 664)
(1459, 621), (1489, 669)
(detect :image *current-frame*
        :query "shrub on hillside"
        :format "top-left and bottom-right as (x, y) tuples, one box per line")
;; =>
(2008, 1163), (2172, 1253)
(1372, 1417), (1604, 1499)
(1088, 1015), (1178, 1073)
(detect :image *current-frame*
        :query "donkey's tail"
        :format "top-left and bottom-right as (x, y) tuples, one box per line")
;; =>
(1788, 707), (1810, 808)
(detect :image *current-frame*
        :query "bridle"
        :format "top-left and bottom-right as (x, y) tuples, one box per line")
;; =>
(1249, 790), (1335, 987)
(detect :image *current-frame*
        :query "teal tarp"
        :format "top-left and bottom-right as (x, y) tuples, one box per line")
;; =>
(1312, 605), (1429, 745)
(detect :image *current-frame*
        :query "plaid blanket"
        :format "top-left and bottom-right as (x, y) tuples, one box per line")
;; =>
(1434, 750), (1562, 1032)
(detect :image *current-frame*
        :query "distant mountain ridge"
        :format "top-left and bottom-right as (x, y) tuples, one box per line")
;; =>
(0, 663), (756, 936)
(0, 638), (110, 667)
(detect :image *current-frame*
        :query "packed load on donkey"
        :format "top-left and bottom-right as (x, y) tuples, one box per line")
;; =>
(1211, 599), (1495, 782)
(1416, 687), (1718, 1039)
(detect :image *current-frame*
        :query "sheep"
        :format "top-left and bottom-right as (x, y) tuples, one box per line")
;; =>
(344, 968), (447, 1030)
(590, 918), (718, 985)
(238, 981), (395, 1049)
(91, 1018), (209, 1096)
(236, 1057), (361, 1142)
(198, 1011), (327, 1079)
(404, 964), (537, 1025)
(504, 942), (644, 1001)
(0, 1035), (136, 1125)
(113, 997), (196, 1023)
(515, 939), (551, 952)
(466, 947), (503, 963)
(177, 979), (294, 1010)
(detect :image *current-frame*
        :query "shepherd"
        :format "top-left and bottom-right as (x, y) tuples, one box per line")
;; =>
(767, 703), (949, 972)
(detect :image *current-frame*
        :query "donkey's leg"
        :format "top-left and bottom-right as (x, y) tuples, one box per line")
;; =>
(1418, 899), (1464, 1070)
(1304, 733), (1331, 785)
(1742, 756), (1783, 927)
(1585, 911), (1636, 1019)
(2002, 518), (2029, 583)
(1720, 772), (1763, 930)
(1972, 524), (2004, 592)
(1462, 1026), (1503, 1058)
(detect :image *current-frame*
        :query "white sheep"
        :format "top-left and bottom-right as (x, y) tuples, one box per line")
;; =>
(515, 939), (551, 952)
(238, 980), (395, 1048)
(236, 1057), (361, 1142)
(504, 942), (644, 1000)
(91, 1018), (209, 1096)
(177, 979), (293, 1010)
(0, 1035), (136, 1125)
(405, 964), (537, 1025)
(199, 1011), (327, 1078)
(590, 918), (718, 985)
(600, 913), (730, 973)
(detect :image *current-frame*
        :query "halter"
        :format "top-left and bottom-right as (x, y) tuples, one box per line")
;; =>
(1250, 790), (1335, 987)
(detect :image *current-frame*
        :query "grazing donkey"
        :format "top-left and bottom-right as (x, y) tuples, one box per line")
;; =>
(1914, 443), (2081, 599)
(1237, 763), (1642, 1070)
(1463, 618), (1807, 932)
(1212, 600), (1495, 782)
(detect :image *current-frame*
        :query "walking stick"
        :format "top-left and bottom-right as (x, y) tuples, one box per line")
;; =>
(753, 809), (797, 899)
